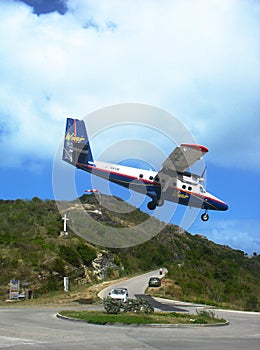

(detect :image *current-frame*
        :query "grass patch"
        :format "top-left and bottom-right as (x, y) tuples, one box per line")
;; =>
(59, 310), (226, 325)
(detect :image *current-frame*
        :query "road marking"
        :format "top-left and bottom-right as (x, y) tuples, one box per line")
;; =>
(0, 335), (45, 348)
(215, 309), (260, 315)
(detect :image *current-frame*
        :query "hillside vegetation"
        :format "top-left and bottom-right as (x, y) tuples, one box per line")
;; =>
(0, 195), (259, 311)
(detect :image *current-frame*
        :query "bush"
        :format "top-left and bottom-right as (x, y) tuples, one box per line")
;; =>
(196, 308), (215, 319)
(245, 295), (258, 311)
(77, 244), (97, 265)
(102, 297), (154, 314)
(59, 245), (81, 267)
(122, 298), (154, 314)
(51, 258), (65, 275)
(102, 297), (121, 314)
(38, 274), (61, 294)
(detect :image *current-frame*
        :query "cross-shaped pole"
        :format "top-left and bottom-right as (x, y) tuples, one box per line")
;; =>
(62, 213), (69, 234)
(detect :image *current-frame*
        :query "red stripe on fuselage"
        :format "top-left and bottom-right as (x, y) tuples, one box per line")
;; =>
(78, 163), (160, 186)
(77, 162), (225, 206)
(178, 188), (226, 205)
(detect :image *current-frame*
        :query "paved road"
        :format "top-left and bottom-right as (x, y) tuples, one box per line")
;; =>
(99, 269), (209, 314)
(0, 306), (259, 350)
(0, 270), (259, 350)
(98, 269), (165, 299)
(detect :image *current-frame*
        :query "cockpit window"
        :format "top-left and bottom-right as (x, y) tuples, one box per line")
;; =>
(200, 185), (206, 193)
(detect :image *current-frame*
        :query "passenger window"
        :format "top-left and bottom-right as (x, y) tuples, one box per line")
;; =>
(154, 176), (159, 182)
(139, 174), (143, 178)
(182, 185), (186, 189)
(188, 186), (192, 191)
(149, 176), (153, 180)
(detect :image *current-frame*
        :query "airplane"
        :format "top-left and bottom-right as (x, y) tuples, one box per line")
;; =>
(62, 118), (228, 221)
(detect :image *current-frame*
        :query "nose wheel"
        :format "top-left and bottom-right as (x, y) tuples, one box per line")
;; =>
(201, 212), (209, 221)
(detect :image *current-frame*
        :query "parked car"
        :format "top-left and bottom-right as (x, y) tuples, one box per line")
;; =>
(18, 292), (26, 299)
(148, 277), (161, 287)
(109, 288), (128, 302)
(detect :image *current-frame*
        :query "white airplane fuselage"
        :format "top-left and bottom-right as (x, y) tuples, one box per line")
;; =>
(77, 160), (228, 212)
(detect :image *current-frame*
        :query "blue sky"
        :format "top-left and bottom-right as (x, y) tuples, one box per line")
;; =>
(0, 0), (259, 254)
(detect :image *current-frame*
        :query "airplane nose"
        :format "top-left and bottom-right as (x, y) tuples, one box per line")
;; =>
(203, 194), (228, 211)
(221, 202), (228, 211)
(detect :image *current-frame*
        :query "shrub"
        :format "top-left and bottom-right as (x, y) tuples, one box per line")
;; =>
(102, 297), (154, 314)
(122, 298), (154, 314)
(76, 244), (97, 265)
(59, 245), (81, 267)
(245, 295), (258, 311)
(51, 258), (65, 275)
(38, 274), (61, 294)
(102, 297), (121, 314)
(196, 308), (215, 319)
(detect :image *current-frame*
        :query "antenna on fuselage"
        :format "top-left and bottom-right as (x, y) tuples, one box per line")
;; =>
(199, 165), (207, 182)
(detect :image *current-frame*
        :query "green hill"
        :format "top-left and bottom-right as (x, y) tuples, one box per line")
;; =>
(0, 195), (259, 311)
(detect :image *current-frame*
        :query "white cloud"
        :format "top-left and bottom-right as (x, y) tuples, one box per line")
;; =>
(0, 0), (259, 169)
(192, 219), (260, 255)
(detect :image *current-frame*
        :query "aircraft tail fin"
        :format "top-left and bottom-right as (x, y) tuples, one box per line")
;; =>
(63, 118), (94, 167)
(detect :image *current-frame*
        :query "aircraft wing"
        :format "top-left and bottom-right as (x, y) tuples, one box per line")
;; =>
(158, 144), (208, 175)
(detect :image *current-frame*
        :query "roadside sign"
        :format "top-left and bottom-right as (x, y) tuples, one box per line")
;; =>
(10, 279), (20, 300)
(21, 281), (29, 286)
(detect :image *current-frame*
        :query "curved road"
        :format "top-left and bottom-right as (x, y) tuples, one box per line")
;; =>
(0, 270), (259, 350)
(98, 269), (164, 299)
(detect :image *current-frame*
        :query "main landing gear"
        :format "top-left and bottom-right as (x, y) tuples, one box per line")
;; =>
(201, 211), (209, 221)
(147, 200), (157, 210)
(147, 199), (210, 222)
(147, 198), (164, 210)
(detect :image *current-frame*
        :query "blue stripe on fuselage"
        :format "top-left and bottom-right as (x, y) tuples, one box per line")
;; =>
(176, 190), (228, 211)
(77, 163), (227, 211)
(78, 162), (160, 192)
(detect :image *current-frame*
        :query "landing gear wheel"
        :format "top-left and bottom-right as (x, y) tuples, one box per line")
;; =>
(201, 213), (209, 221)
(147, 201), (157, 210)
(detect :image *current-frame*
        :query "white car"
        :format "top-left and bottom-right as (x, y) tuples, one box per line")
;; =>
(109, 288), (128, 302)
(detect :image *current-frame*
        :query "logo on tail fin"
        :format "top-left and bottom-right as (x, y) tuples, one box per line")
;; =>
(63, 118), (94, 166)
(65, 133), (85, 142)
